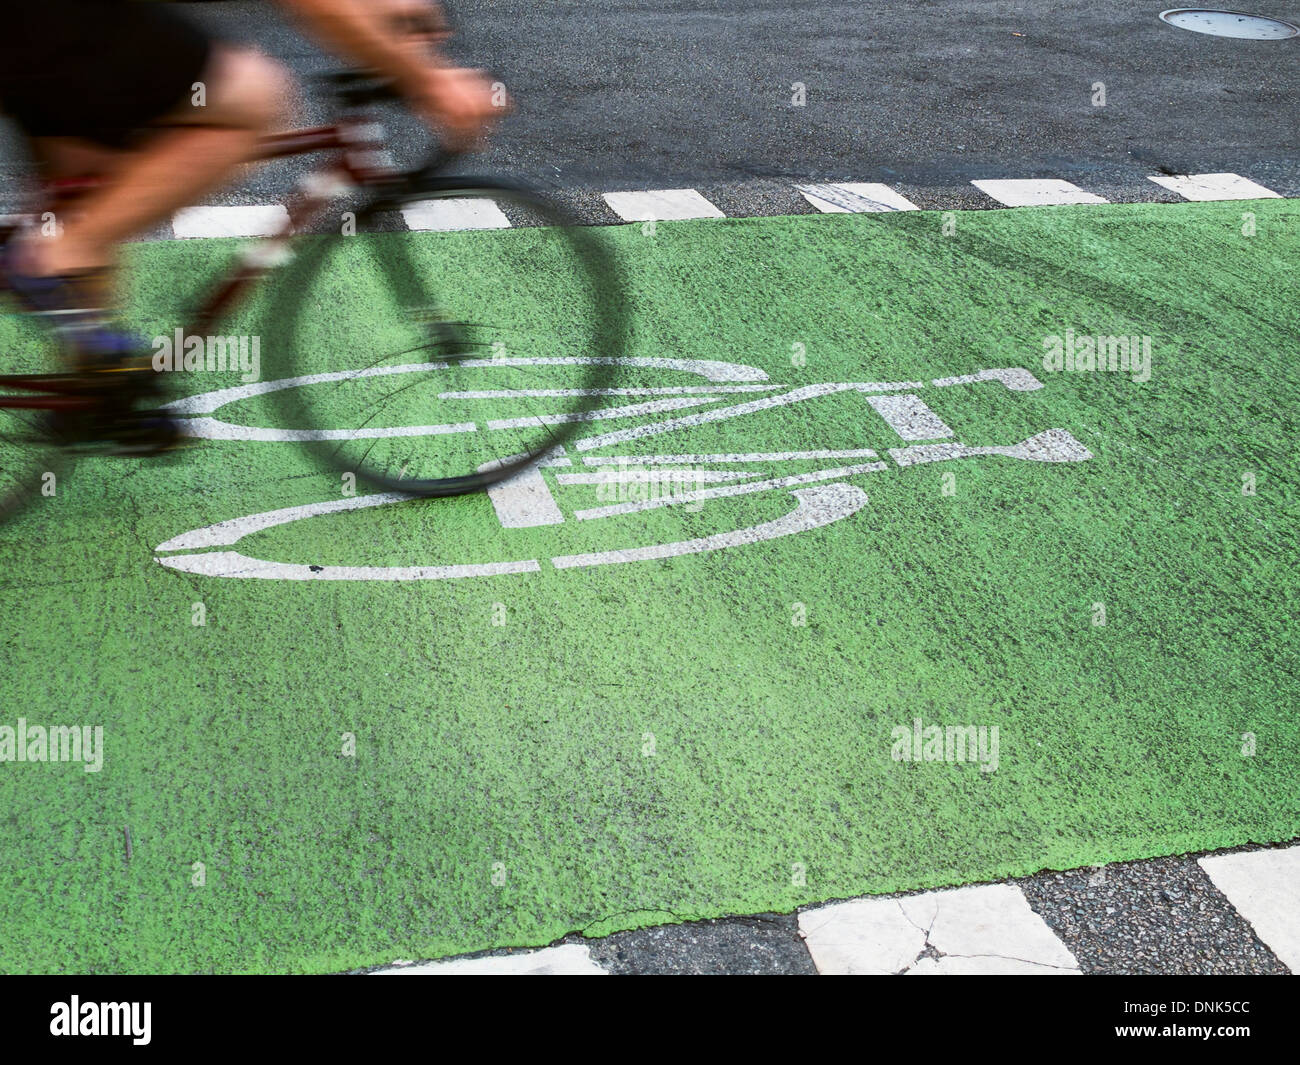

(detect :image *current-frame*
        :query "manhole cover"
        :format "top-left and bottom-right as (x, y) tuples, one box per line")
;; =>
(1158, 8), (1300, 38)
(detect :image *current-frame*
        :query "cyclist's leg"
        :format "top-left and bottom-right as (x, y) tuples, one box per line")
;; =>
(22, 46), (294, 282)
(0, 1), (290, 447)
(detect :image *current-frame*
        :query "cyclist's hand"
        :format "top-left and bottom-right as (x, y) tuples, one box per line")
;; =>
(411, 64), (505, 150)
(279, 0), (503, 149)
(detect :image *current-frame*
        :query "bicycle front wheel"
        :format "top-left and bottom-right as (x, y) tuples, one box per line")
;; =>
(264, 176), (629, 495)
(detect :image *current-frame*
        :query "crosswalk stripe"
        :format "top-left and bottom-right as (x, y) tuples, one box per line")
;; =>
(602, 188), (726, 221)
(1198, 845), (1300, 972)
(118, 171), (1300, 248)
(1147, 172), (1282, 201)
(971, 178), (1109, 207)
(402, 197), (512, 231)
(799, 883), (1081, 974)
(171, 205), (290, 239)
(797, 182), (920, 212)
(372, 944), (606, 974)
(349, 841), (1296, 974)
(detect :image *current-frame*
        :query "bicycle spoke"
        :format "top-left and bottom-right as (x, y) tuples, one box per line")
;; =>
(263, 179), (627, 494)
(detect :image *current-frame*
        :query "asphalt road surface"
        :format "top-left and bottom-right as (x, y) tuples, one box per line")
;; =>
(2, 1), (1298, 203)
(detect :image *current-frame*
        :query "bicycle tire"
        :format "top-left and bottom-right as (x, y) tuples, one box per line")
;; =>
(263, 174), (629, 496)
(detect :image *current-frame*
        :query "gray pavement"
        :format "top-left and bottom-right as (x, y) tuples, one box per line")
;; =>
(2, 1), (1298, 204)
(357, 839), (1299, 975)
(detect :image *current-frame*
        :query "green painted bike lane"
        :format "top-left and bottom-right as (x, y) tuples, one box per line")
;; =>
(1, 201), (1296, 973)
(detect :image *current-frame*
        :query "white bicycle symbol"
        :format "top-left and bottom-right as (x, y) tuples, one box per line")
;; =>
(155, 357), (1092, 580)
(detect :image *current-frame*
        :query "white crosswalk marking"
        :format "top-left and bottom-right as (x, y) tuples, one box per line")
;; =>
(1198, 846), (1300, 972)
(971, 179), (1109, 206)
(1147, 172), (1281, 201)
(171, 205), (290, 239)
(127, 173), (1300, 250)
(799, 883), (1081, 974)
(345, 843), (1298, 974)
(402, 197), (512, 231)
(602, 188), (725, 221)
(797, 182), (919, 212)
(373, 944), (607, 974)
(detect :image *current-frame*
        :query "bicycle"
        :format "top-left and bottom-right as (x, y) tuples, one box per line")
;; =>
(0, 71), (628, 524)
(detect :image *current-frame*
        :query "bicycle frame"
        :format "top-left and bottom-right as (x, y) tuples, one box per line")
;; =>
(0, 109), (408, 412)
(188, 117), (403, 336)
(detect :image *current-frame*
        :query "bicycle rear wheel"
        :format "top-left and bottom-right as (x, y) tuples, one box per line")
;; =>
(264, 176), (628, 495)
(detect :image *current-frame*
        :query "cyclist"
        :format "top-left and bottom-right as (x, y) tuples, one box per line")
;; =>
(0, 0), (501, 448)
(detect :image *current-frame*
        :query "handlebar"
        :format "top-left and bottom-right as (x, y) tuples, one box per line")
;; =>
(316, 70), (473, 182)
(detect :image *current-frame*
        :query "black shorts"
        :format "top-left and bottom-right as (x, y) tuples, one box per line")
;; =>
(0, 0), (212, 148)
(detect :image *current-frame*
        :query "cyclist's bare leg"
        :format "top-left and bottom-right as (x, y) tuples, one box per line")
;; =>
(18, 47), (293, 290)
(28, 138), (129, 185)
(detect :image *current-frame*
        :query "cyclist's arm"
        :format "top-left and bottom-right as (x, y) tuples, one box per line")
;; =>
(276, 0), (498, 145)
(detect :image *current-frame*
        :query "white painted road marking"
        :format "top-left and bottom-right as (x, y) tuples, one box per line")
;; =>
(1198, 845), (1300, 972)
(165, 363), (455, 415)
(1147, 172), (1282, 201)
(574, 381), (926, 451)
(176, 417), (476, 442)
(797, 182), (920, 213)
(157, 551), (542, 581)
(799, 883), (1080, 975)
(155, 358), (1092, 580)
(155, 492), (416, 552)
(171, 205), (290, 239)
(556, 469), (761, 485)
(486, 463), (566, 528)
(350, 842), (1297, 973)
(933, 367), (1043, 392)
(864, 394), (955, 440)
(165, 355), (770, 441)
(574, 462), (885, 520)
(401, 197), (512, 231)
(971, 179), (1109, 207)
(485, 395), (722, 430)
(446, 355), (769, 382)
(889, 428), (1093, 467)
(579, 450), (881, 464)
(128, 176), (1298, 246)
(442, 385), (783, 398)
(155, 482), (870, 579)
(374, 944), (606, 974)
(553, 482), (869, 568)
(602, 188), (726, 221)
